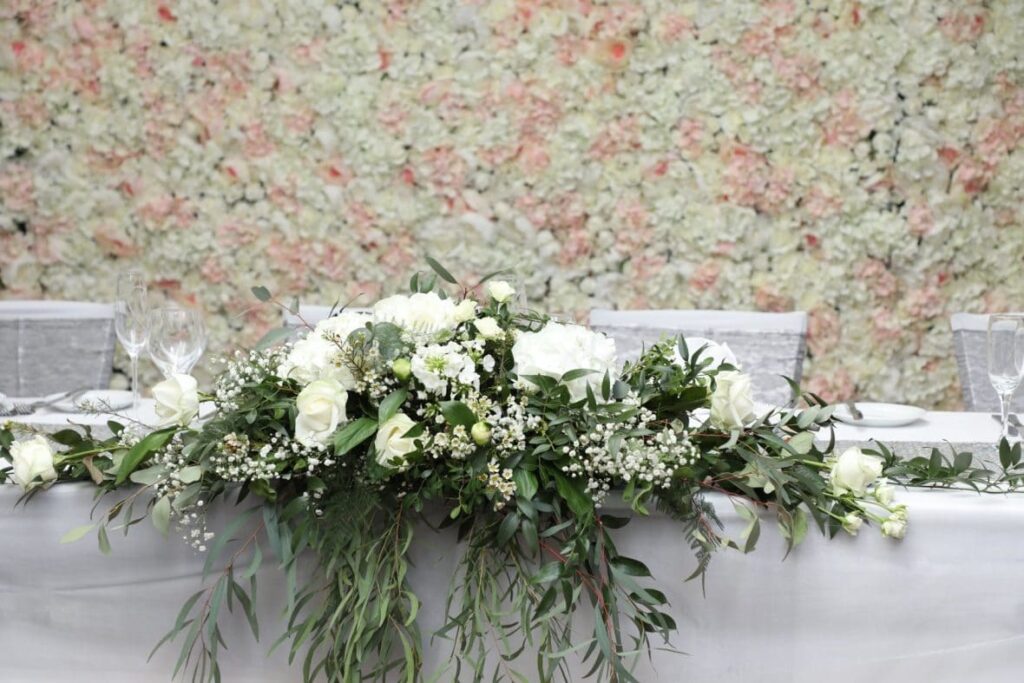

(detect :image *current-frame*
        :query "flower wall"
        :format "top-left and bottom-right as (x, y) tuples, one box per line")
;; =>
(1, 0), (1022, 407)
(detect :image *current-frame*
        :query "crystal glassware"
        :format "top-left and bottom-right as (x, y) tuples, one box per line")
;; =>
(148, 306), (207, 376)
(115, 271), (150, 411)
(987, 314), (1024, 440)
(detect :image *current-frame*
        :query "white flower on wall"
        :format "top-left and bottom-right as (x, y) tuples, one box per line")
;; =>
(1, 1), (1022, 408)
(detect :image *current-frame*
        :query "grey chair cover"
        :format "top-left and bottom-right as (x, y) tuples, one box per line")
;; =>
(951, 313), (1024, 412)
(0, 301), (116, 397)
(590, 309), (808, 406)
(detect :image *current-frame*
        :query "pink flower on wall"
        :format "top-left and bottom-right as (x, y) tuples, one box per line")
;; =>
(807, 306), (840, 356)
(855, 259), (899, 299)
(1, 0), (1020, 408)
(689, 261), (721, 293)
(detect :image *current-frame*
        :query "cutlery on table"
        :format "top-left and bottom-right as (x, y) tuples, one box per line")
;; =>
(844, 401), (864, 421)
(0, 387), (91, 417)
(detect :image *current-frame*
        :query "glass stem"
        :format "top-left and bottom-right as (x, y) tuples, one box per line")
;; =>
(130, 352), (140, 411)
(1000, 392), (1012, 441)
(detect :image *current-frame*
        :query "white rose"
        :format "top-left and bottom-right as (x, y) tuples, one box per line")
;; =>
(454, 299), (477, 323)
(295, 379), (349, 447)
(375, 412), (418, 469)
(10, 435), (57, 491)
(474, 317), (504, 340)
(512, 322), (617, 402)
(841, 512), (863, 536)
(881, 509), (908, 539)
(373, 292), (459, 336)
(279, 323), (357, 389)
(153, 373), (200, 427)
(673, 336), (740, 371)
(486, 280), (516, 303)
(315, 310), (370, 342)
(829, 447), (884, 496)
(709, 371), (756, 430)
(873, 483), (895, 505)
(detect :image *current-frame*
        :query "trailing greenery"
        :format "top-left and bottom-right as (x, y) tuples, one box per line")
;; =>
(1, 260), (1017, 682)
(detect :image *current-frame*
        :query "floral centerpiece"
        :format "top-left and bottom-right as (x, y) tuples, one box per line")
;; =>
(0, 261), (934, 682)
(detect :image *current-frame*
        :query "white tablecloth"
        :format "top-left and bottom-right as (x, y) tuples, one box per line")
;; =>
(3, 410), (1023, 681)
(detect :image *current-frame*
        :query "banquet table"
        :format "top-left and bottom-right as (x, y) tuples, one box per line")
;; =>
(3, 406), (1024, 682)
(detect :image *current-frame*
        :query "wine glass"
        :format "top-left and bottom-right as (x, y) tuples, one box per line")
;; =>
(513, 274), (529, 311)
(148, 306), (206, 376)
(115, 271), (150, 411)
(987, 314), (1024, 440)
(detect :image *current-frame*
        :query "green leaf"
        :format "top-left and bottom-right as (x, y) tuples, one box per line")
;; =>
(241, 545), (262, 580)
(333, 417), (378, 455)
(788, 432), (814, 455)
(251, 285), (272, 302)
(496, 512), (519, 545)
(129, 465), (166, 486)
(609, 556), (651, 577)
(116, 428), (175, 485)
(152, 496), (171, 536)
(439, 401), (477, 428)
(553, 472), (593, 520)
(599, 515), (630, 530)
(531, 561), (562, 585)
(425, 256), (458, 284)
(953, 451), (972, 473)
(97, 526), (111, 555)
(255, 326), (294, 350)
(60, 524), (95, 544)
(561, 368), (596, 382)
(513, 469), (538, 500)
(176, 465), (203, 484)
(49, 429), (83, 447)
(378, 389), (408, 424)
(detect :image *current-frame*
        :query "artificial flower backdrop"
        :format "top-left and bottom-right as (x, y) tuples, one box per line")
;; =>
(1, 0), (1022, 408)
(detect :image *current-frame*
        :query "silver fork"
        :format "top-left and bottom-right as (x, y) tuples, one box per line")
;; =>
(0, 387), (91, 417)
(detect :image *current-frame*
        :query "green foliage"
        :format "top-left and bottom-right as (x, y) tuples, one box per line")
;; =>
(5, 262), (1021, 683)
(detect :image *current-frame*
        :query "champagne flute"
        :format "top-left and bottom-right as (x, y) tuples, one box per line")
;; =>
(148, 306), (207, 376)
(987, 314), (1024, 440)
(513, 274), (529, 312)
(115, 271), (150, 411)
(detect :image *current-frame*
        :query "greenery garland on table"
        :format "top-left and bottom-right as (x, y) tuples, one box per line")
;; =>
(1, 260), (1019, 682)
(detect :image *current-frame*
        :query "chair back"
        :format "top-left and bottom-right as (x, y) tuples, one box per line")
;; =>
(0, 301), (116, 397)
(950, 313), (1024, 411)
(589, 309), (808, 405)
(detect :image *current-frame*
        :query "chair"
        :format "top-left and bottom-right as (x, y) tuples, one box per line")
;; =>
(589, 309), (808, 405)
(950, 313), (1024, 412)
(0, 301), (116, 397)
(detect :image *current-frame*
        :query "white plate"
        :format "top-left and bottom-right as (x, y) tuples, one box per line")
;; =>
(51, 390), (134, 413)
(833, 402), (926, 427)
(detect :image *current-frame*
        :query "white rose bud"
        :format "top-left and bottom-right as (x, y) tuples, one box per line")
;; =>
(881, 510), (908, 539)
(10, 435), (58, 491)
(709, 371), (756, 430)
(454, 299), (477, 322)
(873, 483), (895, 505)
(486, 280), (516, 303)
(295, 379), (349, 447)
(153, 373), (200, 427)
(375, 412), (418, 470)
(474, 317), (504, 340)
(841, 512), (863, 536)
(829, 447), (884, 496)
